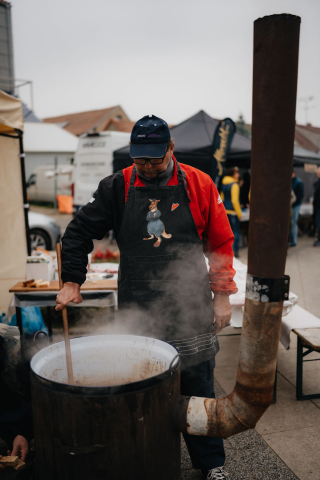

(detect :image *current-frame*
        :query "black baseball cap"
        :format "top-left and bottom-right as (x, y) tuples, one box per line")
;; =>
(130, 115), (171, 159)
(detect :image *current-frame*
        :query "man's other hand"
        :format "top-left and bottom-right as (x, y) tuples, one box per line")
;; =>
(212, 294), (232, 334)
(55, 282), (83, 311)
(7, 435), (29, 462)
(0, 455), (5, 471)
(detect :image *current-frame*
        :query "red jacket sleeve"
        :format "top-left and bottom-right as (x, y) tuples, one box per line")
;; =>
(202, 180), (238, 295)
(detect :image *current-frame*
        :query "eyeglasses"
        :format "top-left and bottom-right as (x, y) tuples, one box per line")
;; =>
(132, 149), (168, 166)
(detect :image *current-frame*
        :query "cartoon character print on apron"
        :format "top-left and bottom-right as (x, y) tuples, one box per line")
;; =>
(117, 160), (219, 367)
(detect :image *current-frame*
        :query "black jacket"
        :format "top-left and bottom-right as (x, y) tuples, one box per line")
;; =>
(61, 171), (126, 285)
(292, 176), (304, 207)
(314, 179), (320, 209)
(0, 342), (33, 444)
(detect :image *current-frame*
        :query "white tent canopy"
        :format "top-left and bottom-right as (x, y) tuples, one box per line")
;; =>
(24, 122), (77, 153)
(0, 90), (27, 312)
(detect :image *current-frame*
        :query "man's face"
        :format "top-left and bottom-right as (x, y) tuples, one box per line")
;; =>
(134, 143), (174, 178)
(233, 170), (240, 181)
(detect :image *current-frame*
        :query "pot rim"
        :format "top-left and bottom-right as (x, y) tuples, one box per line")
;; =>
(30, 334), (181, 396)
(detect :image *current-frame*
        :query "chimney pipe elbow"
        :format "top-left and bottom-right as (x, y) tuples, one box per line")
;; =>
(174, 392), (267, 439)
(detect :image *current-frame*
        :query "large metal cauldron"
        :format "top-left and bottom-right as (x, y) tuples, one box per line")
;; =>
(31, 335), (181, 480)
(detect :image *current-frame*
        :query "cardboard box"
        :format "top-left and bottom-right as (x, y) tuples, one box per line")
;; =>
(26, 256), (54, 281)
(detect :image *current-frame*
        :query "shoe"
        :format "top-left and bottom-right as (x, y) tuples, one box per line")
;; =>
(288, 243), (297, 248)
(234, 252), (239, 258)
(202, 466), (229, 479)
(314, 241), (320, 247)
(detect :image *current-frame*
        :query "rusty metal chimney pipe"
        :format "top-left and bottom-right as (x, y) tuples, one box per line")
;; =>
(248, 14), (301, 277)
(174, 14), (301, 438)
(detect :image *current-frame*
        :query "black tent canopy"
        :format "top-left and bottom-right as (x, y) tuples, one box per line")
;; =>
(293, 147), (320, 165)
(113, 110), (320, 175)
(113, 111), (251, 175)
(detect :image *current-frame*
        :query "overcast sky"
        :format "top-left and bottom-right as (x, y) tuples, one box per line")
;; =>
(10, 0), (320, 127)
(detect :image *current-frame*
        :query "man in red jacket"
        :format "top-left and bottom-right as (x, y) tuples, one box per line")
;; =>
(56, 115), (237, 480)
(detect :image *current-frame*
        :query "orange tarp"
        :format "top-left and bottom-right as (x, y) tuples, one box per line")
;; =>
(56, 195), (73, 214)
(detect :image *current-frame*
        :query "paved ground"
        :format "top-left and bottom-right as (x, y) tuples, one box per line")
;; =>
(181, 381), (299, 480)
(214, 328), (320, 480)
(32, 206), (320, 479)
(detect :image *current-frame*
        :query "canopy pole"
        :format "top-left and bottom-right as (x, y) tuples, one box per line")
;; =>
(16, 130), (31, 256)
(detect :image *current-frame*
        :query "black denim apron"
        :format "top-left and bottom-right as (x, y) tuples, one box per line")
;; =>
(117, 161), (219, 367)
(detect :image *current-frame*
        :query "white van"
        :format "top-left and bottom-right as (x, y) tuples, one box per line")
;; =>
(27, 165), (73, 202)
(72, 131), (130, 213)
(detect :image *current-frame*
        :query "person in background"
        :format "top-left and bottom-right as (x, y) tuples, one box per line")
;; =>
(313, 166), (320, 247)
(290, 171), (304, 247)
(0, 324), (33, 471)
(221, 167), (242, 258)
(240, 171), (251, 209)
(0, 436), (29, 471)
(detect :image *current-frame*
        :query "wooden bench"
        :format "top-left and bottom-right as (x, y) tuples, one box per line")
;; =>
(293, 328), (320, 401)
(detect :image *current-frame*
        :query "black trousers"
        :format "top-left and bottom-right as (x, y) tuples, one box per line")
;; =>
(227, 214), (240, 255)
(180, 359), (225, 471)
(315, 207), (320, 243)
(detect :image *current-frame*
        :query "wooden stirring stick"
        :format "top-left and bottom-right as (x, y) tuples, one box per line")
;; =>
(56, 243), (74, 385)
